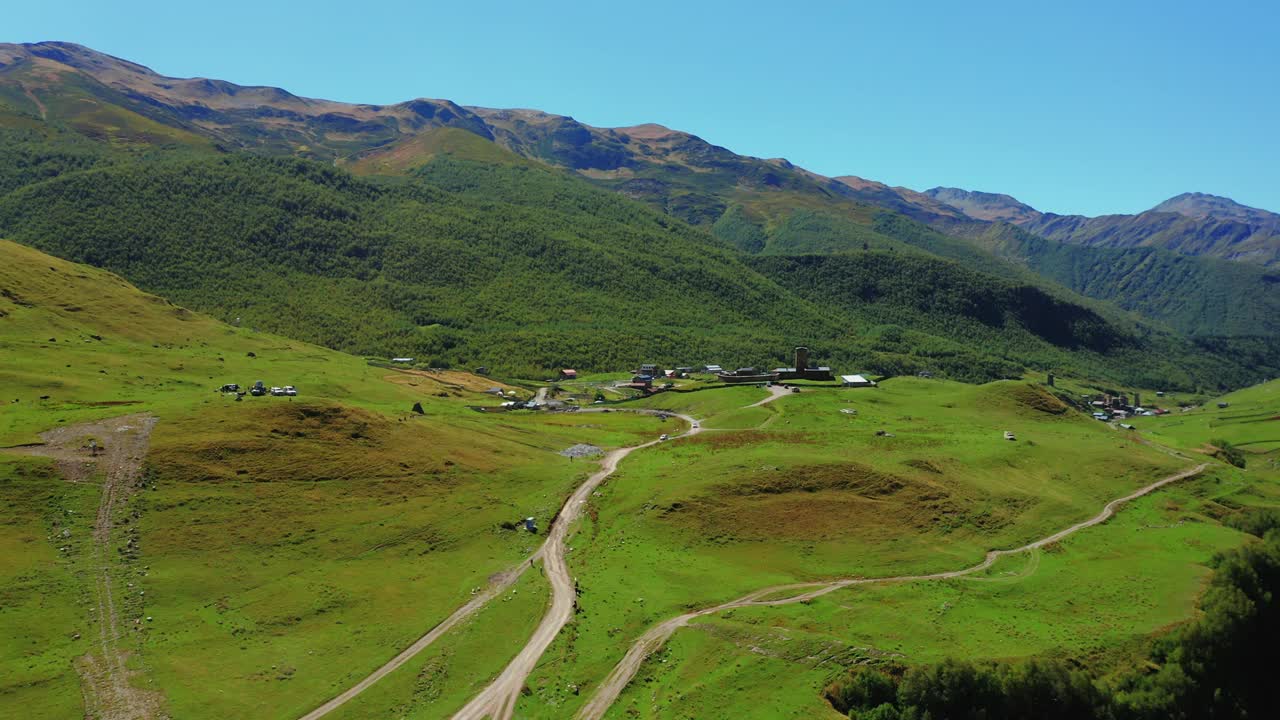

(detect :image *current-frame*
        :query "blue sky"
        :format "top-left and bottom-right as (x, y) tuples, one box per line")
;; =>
(8, 1), (1278, 215)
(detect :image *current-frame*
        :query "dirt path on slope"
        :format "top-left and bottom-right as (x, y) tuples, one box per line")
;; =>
(451, 411), (702, 720)
(298, 410), (701, 720)
(5, 414), (165, 720)
(575, 462), (1210, 720)
(746, 384), (791, 408)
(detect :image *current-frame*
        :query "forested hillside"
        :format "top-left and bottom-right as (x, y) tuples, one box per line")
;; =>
(0, 125), (1269, 388)
(3, 40), (1278, 355)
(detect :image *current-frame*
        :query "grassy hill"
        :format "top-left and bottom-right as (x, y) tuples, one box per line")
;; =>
(0, 240), (672, 718)
(511, 378), (1275, 719)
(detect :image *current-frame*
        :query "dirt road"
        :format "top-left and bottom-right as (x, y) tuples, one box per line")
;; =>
(298, 409), (701, 720)
(451, 411), (702, 720)
(575, 462), (1209, 720)
(746, 384), (791, 408)
(5, 413), (166, 720)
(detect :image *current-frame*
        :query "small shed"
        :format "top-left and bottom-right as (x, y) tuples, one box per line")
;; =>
(841, 374), (876, 388)
(391, 357), (415, 364)
(560, 369), (578, 380)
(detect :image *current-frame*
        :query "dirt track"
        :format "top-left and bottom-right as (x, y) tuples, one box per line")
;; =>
(448, 392), (791, 719)
(6, 413), (166, 720)
(451, 410), (703, 720)
(299, 407), (703, 720)
(574, 462), (1209, 719)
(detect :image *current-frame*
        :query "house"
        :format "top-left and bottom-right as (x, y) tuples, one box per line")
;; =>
(639, 364), (664, 378)
(559, 369), (578, 380)
(705, 364), (724, 374)
(631, 375), (653, 388)
(841, 374), (876, 388)
(718, 367), (778, 384)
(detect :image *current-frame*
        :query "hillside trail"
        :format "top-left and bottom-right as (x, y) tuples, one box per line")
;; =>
(4, 413), (166, 720)
(574, 461), (1209, 720)
(300, 404), (706, 720)
(746, 383), (791, 407)
(450, 390), (790, 719)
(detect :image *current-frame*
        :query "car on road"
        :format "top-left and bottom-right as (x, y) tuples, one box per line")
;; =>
(270, 386), (286, 396)
(659, 434), (670, 441)
(284, 386), (298, 396)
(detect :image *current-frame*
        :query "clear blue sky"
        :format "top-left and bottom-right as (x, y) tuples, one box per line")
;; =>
(8, 0), (1278, 215)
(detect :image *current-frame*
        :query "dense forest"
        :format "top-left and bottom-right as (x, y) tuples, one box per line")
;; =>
(825, 515), (1280, 719)
(0, 126), (1276, 388)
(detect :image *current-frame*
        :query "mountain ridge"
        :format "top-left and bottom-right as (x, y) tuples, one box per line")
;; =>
(2, 40), (1278, 352)
(922, 186), (1280, 266)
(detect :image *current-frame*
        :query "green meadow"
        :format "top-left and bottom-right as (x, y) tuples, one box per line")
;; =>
(0, 241), (664, 717)
(4, 238), (1278, 719)
(516, 378), (1207, 717)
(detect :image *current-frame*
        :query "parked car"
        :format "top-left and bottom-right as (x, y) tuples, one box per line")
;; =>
(218, 383), (240, 393)
(250, 381), (267, 396)
(284, 386), (298, 396)
(270, 386), (286, 396)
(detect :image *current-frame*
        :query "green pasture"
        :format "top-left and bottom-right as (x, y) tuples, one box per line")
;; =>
(517, 378), (1192, 717)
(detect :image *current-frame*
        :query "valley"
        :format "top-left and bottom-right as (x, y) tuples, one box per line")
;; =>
(1, 37), (1277, 720)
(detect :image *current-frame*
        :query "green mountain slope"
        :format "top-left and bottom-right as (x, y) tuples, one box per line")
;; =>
(0, 130), (1265, 388)
(3, 40), (1275, 347)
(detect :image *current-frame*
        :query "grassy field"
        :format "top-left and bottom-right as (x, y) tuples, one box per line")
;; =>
(598, 468), (1259, 719)
(515, 378), (1201, 717)
(1130, 380), (1280, 458)
(0, 240), (669, 717)
(0, 455), (101, 720)
(5, 237), (1278, 719)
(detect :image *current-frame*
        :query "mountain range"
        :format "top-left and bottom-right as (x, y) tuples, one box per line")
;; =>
(1, 40), (1278, 388)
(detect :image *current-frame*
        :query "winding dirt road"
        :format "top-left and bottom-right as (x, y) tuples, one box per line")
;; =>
(450, 409), (704, 720)
(574, 462), (1209, 720)
(5, 413), (165, 720)
(299, 405), (708, 720)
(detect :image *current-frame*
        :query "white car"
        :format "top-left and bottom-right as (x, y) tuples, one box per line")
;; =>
(284, 386), (298, 396)
(270, 387), (285, 396)
(659, 434), (670, 441)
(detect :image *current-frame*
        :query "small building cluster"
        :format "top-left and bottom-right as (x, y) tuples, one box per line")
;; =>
(1085, 392), (1169, 422)
(717, 347), (846, 385)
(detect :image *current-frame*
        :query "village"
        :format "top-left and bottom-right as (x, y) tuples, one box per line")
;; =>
(476, 346), (877, 412)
